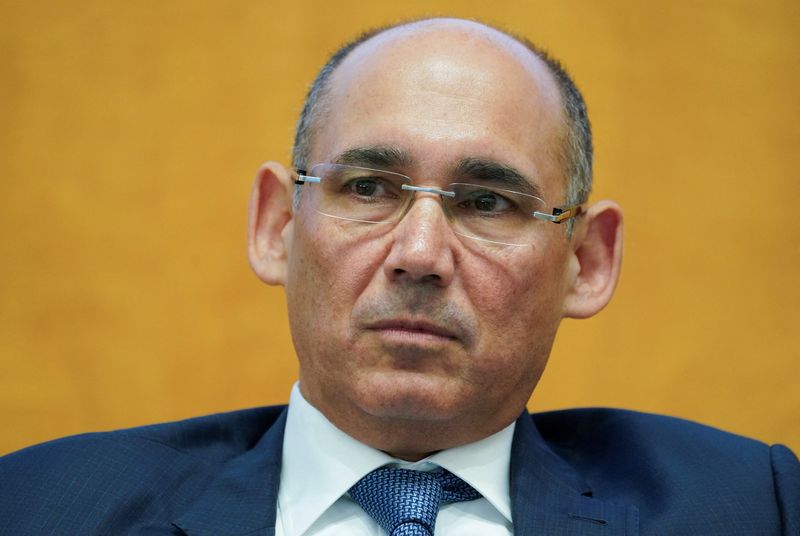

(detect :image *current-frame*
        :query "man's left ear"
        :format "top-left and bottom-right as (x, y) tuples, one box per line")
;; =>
(563, 200), (623, 319)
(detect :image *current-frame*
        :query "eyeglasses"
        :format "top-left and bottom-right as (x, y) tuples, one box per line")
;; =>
(294, 163), (584, 246)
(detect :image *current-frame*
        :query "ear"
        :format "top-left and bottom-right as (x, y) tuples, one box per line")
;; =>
(563, 200), (624, 319)
(247, 162), (295, 286)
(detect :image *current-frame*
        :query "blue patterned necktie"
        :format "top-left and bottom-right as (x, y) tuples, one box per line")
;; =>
(348, 467), (482, 535)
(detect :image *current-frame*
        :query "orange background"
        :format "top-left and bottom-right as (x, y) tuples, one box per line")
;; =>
(1, 0), (798, 456)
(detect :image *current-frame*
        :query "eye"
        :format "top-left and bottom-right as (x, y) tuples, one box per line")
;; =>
(351, 178), (382, 197)
(457, 189), (515, 214)
(340, 176), (402, 202)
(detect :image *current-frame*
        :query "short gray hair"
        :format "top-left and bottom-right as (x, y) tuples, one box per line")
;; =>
(291, 19), (593, 229)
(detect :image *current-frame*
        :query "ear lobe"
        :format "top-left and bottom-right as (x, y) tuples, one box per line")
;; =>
(563, 200), (624, 319)
(247, 162), (295, 286)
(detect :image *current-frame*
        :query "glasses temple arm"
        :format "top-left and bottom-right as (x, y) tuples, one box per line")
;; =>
(533, 204), (585, 224)
(294, 170), (321, 185)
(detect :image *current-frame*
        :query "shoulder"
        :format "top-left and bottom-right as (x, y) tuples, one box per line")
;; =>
(0, 405), (287, 534)
(531, 408), (799, 533)
(530, 406), (795, 476)
(1, 404), (287, 467)
(532, 406), (771, 456)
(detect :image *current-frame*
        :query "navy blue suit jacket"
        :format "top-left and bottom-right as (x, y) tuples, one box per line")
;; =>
(1, 407), (797, 535)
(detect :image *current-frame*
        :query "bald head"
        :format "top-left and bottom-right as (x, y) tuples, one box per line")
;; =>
(292, 18), (593, 210)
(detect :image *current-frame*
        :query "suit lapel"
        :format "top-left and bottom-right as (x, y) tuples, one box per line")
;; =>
(510, 412), (639, 535)
(172, 408), (287, 536)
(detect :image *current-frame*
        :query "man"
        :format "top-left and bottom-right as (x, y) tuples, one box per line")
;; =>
(0, 18), (797, 536)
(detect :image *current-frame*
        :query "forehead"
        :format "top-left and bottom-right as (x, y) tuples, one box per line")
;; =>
(311, 21), (566, 198)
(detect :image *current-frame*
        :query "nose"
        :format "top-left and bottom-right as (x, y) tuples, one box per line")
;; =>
(383, 194), (456, 287)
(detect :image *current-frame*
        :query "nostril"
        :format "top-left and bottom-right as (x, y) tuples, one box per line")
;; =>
(393, 268), (406, 275)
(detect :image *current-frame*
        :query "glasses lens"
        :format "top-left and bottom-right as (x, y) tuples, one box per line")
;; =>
(309, 164), (411, 224)
(446, 183), (547, 245)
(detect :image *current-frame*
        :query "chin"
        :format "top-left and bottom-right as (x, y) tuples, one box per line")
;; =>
(354, 371), (469, 422)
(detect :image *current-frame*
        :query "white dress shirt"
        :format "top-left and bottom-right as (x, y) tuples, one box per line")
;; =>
(276, 383), (514, 535)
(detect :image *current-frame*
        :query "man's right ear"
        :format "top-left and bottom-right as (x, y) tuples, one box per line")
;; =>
(247, 162), (296, 286)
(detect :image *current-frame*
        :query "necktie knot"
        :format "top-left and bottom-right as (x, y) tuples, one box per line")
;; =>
(348, 467), (481, 536)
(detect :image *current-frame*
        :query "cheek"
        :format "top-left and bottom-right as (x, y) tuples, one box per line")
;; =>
(462, 242), (569, 365)
(286, 215), (383, 351)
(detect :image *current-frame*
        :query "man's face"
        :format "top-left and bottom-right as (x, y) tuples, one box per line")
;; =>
(285, 22), (577, 452)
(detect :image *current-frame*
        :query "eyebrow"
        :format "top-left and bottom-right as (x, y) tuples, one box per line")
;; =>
(456, 158), (542, 198)
(334, 145), (413, 169)
(331, 147), (542, 198)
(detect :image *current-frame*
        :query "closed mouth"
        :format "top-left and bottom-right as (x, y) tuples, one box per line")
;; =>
(366, 319), (459, 341)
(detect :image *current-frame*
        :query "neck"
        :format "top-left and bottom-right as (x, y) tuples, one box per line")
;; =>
(383, 448), (441, 462)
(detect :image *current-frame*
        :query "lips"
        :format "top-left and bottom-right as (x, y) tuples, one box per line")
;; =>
(353, 293), (476, 348)
(366, 318), (459, 341)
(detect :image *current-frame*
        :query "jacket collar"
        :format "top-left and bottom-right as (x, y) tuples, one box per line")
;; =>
(510, 411), (639, 535)
(172, 408), (286, 536)
(172, 407), (638, 536)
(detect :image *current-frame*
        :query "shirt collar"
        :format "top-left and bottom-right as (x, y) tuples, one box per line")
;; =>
(279, 383), (514, 535)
